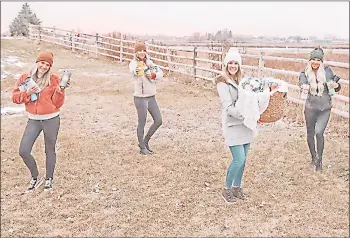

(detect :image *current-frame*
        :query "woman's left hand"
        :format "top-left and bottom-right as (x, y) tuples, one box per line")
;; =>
(329, 82), (339, 89)
(146, 73), (156, 80)
(270, 85), (280, 91)
(65, 79), (71, 88)
(57, 80), (70, 93)
(57, 86), (65, 93)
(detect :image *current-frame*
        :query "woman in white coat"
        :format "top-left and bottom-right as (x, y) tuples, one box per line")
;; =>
(216, 49), (255, 203)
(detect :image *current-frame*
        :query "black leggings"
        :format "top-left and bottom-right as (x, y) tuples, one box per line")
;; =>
(304, 107), (331, 159)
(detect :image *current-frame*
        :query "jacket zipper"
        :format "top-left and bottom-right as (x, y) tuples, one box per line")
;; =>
(35, 93), (39, 114)
(142, 80), (144, 94)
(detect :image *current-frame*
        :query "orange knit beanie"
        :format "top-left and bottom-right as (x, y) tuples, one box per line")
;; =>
(36, 51), (54, 66)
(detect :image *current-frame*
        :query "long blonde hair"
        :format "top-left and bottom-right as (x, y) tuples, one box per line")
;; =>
(304, 61), (326, 96)
(215, 64), (242, 85)
(29, 63), (52, 90)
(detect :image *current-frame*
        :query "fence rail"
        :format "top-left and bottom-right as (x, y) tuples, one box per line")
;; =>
(28, 25), (349, 118)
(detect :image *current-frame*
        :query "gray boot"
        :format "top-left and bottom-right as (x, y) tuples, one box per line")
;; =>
(311, 156), (317, 166)
(144, 137), (154, 154)
(315, 155), (322, 171)
(221, 188), (236, 203)
(139, 144), (151, 155)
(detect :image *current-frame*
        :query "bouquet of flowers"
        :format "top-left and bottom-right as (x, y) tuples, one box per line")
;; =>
(239, 76), (281, 93)
(144, 65), (159, 75)
(239, 76), (288, 123)
(236, 75), (288, 128)
(144, 65), (159, 82)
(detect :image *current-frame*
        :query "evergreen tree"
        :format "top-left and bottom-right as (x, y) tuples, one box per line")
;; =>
(9, 3), (41, 36)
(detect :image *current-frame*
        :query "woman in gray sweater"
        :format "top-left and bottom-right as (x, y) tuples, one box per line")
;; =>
(299, 47), (341, 171)
(129, 42), (164, 155)
(216, 48), (255, 203)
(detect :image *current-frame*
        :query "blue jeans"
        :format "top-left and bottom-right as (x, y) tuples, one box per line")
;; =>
(226, 143), (250, 188)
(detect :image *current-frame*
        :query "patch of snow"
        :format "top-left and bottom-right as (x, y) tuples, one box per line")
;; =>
(13, 73), (21, 80)
(1, 36), (25, 40)
(58, 68), (75, 72)
(1, 37), (14, 40)
(1, 70), (12, 80)
(4, 56), (20, 63)
(14, 62), (25, 67)
(1, 56), (26, 68)
(1, 106), (26, 115)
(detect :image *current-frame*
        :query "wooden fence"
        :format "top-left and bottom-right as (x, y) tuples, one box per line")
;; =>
(28, 25), (349, 118)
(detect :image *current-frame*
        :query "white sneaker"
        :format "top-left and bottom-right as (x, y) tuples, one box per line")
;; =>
(44, 178), (53, 191)
(26, 177), (43, 192)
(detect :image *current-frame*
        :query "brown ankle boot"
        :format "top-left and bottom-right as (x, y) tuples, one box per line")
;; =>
(231, 187), (246, 200)
(221, 188), (236, 203)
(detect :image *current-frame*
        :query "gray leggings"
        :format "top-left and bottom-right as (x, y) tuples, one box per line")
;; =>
(19, 116), (60, 179)
(134, 96), (162, 148)
(304, 107), (331, 159)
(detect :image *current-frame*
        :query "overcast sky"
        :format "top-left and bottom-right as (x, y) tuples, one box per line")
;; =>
(1, 1), (349, 38)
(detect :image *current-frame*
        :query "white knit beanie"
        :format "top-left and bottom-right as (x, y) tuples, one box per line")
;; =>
(223, 48), (242, 67)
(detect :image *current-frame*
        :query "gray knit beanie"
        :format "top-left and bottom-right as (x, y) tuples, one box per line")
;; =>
(309, 48), (324, 62)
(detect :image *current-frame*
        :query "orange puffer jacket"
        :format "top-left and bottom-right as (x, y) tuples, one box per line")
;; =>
(12, 73), (65, 115)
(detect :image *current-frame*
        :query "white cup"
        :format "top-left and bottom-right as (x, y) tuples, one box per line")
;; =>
(300, 84), (310, 100)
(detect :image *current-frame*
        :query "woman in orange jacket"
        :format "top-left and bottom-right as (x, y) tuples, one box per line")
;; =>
(12, 51), (69, 192)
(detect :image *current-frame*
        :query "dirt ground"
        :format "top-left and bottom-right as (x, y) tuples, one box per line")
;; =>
(1, 39), (349, 237)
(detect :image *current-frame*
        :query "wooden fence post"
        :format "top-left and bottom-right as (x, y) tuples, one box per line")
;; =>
(120, 34), (124, 62)
(193, 46), (197, 80)
(166, 46), (171, 77)
(52, 26), (56, 44)
(70, 31), (74, 52)
(38, 26), (42, 44)
(258, 51), (265, 78)
(95, 33), (99, 58)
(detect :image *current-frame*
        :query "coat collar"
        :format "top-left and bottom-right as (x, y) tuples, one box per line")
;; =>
(222, 73), (238, 89)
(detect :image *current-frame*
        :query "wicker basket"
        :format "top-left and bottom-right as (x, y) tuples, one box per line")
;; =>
(259, 91), (287, 123)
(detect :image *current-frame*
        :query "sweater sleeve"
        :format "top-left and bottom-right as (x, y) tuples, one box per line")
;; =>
(51, 87), (65, 109)
(325, 66), (341, 92)
(217, 82), (243, 119)
(51, 75), (66, 109)
(298, 72), (308, 86)
(129, 60), (137, 75)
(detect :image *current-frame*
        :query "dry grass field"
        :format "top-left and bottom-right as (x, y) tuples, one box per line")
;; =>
(1, 39), (349, 237)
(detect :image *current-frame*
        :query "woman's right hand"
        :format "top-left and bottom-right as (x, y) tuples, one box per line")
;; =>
(134, 67), (141, 75)
(26, 86), (39, 95)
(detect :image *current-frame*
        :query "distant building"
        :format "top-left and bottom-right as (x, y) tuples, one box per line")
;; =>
(301, 40), (313, 43)
(314, 39), (332, 44)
